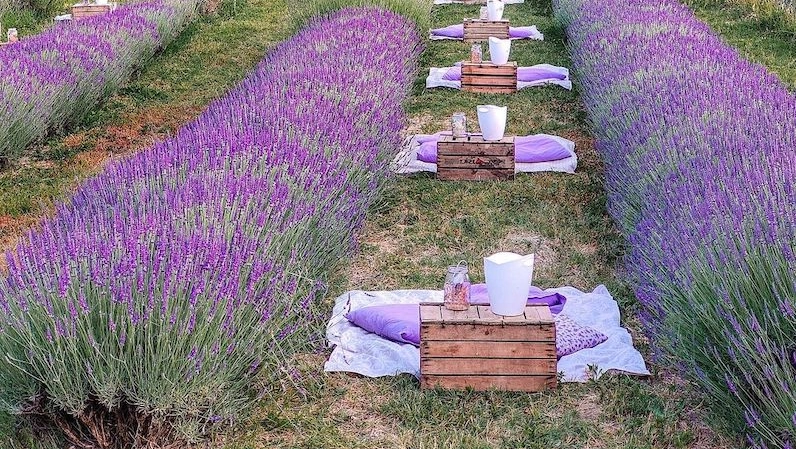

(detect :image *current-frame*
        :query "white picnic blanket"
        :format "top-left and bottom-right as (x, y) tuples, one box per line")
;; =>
(392, 133), (578, 175)
(324, 285), (650, 382)
(426, 64), (573, 91)
(429, 25), (544, 41)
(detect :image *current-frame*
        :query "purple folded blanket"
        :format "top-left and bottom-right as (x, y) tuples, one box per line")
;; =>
(469, 283), (567, 315)
(431, 24), (540, 39)
(417, 133), (571, 164)
(442, 65), (567, 82)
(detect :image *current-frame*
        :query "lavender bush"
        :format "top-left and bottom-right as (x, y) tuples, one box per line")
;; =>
(0, 0), (200, 166)
(0, 7), (420, 448)
(553, 0), (796, 447)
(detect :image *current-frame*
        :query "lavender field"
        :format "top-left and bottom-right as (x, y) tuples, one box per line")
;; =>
(554, 0), (796, 446)
(0, 0), (200, 165)
(0, 6), (419, 447)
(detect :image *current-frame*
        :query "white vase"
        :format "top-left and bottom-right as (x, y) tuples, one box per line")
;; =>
(488, 36), (511, 65)
(477, 105), (507, 141)
(484, 252), (535, 316)
(486, 0), (504, 21)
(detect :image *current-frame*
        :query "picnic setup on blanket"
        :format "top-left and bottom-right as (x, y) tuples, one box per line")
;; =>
(325, 256), (650, 391)
(393, 0), (577, 179)
(325, 0), (648, 393)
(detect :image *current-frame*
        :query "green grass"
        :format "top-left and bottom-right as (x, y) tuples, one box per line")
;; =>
(684, 0), (796, 88)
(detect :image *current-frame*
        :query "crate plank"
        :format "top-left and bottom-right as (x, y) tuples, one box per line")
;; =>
(421, 374), (557, 392)
(422, 340), (556, 358)
(463, 19), (510, 42)
(422, 357), (556, 375)
(436, 155), (513, 169)
(421, 323), (554, 341)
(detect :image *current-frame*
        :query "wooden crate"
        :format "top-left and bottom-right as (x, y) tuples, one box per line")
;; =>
(461, 61), (517, 94)
(71, 3), (112, 19)
(436, 134), (514, 181)
(463, 19), (510, 43)
(420, 303), (557, 392)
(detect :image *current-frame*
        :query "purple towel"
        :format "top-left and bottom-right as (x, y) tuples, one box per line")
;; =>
(469, 283), (567, 315)
(416, 133), (571, 164)
(430, 24), (464, 39)
(518, 66), (567, 82)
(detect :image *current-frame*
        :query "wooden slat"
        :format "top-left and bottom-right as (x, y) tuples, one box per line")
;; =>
(421, 374), (557, 392)
(462, 63), (517, 76)
(421, 323), (555, 341)
(438, 144), (514, 156)
(462, 86), (517, 94)
(463, 19), (510, 42)
(419, 304), (442, 322)
(537, 305), (554, 324)
(436, 155), (513, 169)
(461, 76), (516, 88)
(422, 357), (555, 375)
(422, 340), (556, 358)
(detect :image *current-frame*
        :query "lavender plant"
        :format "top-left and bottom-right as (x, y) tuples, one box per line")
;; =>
(553, 0), (796, 447)
(0, 0), (200, 166)
(0, 7), (420, 448)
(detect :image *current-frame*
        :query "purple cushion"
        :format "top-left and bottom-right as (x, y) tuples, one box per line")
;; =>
(442, 66), (461, 81)
(554, 314), (608, 358)
(416, 132), (447, 144)
(515, 135), (571, 163)
(469, 283), (567, 315)
(416, 134), (570, 164)
(430, 24), (464, 38)
(517, 66), (567, 82)
(346, 304), (420, 346)
(417, 140), (438, 163)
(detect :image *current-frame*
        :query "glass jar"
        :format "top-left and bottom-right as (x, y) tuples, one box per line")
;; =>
(479, 6), (488, 19)
(451, 112), (467, 138)
(444, 261), (471, 311)
(470, 43), (482, 63)
(7, 28), (18, 43)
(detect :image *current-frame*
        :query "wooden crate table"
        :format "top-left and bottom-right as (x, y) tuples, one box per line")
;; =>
(436, 134), (515, 181)
(461, 61), (517, 94)
(420, 303), (557, 392)
(463, 19), (510, 43)
(71, 2), (114, 19)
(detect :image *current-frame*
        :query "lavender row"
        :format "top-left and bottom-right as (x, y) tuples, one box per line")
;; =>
(0, 0), (200, 164)
(553, 0), (796, 446)
(0, 7), (420, 446)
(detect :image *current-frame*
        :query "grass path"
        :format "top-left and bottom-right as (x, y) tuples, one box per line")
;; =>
(227, 2), (737, 448)
(0, 0), (290, 269)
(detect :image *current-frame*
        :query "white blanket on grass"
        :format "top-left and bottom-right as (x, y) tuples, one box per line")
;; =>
(324, 285), (650, 382)
(429, 25), (544, 41)
(392, 133), (578, 175)
(426, 64), (573, 91)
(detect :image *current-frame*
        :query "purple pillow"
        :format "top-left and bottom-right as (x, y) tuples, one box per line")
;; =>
(509, 26), (535, 39)
(345, 304), (420, 346)
(469, 283), (567, 315)
(555, 314), (608, 358)
(416, 132), (447, 144)
(430, 24), (464, 39)
(517, 66), (568, 82)
(417, 140), (438, 163)
(442, 66), (462, 81)
(515, 135), (571, 163)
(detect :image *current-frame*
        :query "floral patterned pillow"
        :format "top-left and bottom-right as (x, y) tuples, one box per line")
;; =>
(555, 314), (608, 358)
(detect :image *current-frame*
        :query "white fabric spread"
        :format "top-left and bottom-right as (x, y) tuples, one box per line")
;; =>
(392, 133), (578, 175)
(434, 0), (523, 4)
(426, 64), (573, 90)
(429, 25), (544, 41)
(324, 285), (650, 382)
